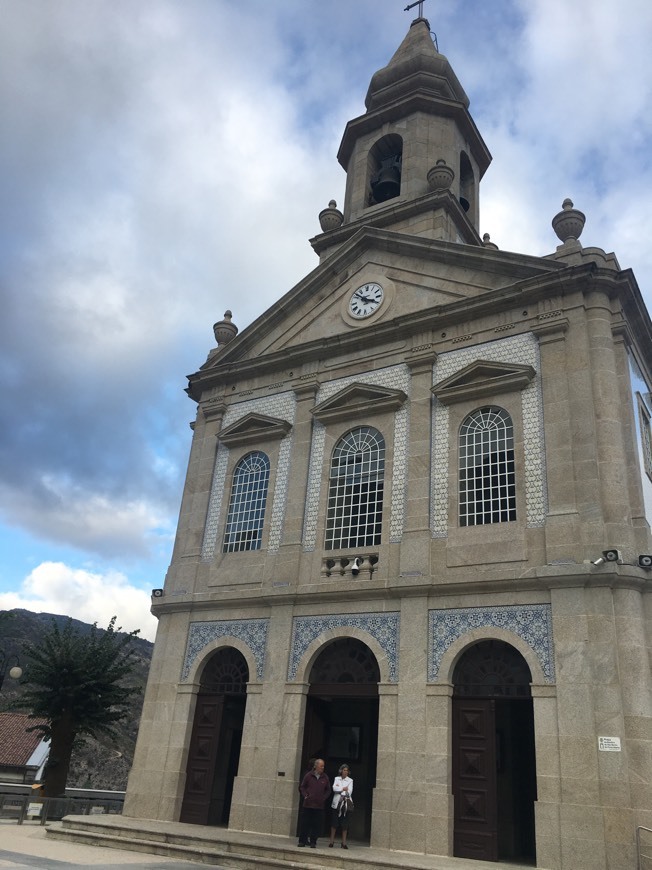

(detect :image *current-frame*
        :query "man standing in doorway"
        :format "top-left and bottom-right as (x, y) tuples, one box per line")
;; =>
(298, 758), (331, 848)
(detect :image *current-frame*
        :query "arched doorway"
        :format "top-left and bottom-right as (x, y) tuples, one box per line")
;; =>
(300, 638), (379, 843)
(452, 639), (537, 864)
(180, 647), (248, 826)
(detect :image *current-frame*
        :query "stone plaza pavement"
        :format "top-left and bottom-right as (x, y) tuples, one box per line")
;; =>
(0, 821), (219, 870)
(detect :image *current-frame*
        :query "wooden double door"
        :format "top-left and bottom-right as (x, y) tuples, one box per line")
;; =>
(452, 641), (537, 864)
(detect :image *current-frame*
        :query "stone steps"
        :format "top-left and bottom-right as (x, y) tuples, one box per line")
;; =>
(48, 815), (537, 870)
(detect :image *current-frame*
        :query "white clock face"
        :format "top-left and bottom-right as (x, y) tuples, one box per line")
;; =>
(348, 282), (384, 319)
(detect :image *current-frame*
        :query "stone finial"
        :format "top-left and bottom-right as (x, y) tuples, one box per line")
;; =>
(318, 200), (344, 232)
(427, 159), (455, 192)
(552, 198), (586, 244)
(482, 233), (499, 250)
(213, 310), (238, 346)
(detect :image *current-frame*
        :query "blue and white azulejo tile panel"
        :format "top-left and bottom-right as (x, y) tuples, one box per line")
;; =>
(182, 618), (269, 681)
(288, 612), (400, 682)
(428, 603), (554, 683)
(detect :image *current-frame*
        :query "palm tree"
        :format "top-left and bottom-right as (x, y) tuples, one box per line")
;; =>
(18, 616), (140, 796)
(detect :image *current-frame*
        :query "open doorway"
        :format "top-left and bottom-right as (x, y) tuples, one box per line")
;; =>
(452, 639), (537, 864)
(299, 638), (379, 843)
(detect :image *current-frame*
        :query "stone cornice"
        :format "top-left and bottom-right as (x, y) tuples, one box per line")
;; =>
(151, 563), (651, 617)
(186, 263), (638, 402)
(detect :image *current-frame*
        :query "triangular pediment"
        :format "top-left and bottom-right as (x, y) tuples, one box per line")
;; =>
(187, 227), (565, 402)
(218, 412), (291, 447)
(432, 360), (536, 405)
(312, 382), (407, 424)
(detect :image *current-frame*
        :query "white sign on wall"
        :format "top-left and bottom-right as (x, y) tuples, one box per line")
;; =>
(598, 736), (621, 752)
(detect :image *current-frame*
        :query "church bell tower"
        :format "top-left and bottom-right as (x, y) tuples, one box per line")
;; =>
(316, 16), (491, 258)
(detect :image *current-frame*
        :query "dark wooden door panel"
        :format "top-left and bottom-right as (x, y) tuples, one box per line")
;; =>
(180, 695), (224, 825)
(453, 698), (497, 862)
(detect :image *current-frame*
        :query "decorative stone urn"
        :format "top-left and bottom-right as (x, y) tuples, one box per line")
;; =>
(552, 198), (586, 243)
(427, 159), (455, 191)
(318, 200), (344, 232)
(213, 310), (238, 346)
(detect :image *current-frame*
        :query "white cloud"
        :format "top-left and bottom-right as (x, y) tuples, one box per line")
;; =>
(0, 561), (158, 641)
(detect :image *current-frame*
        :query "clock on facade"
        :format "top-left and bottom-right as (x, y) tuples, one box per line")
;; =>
(348, 282), (384, 319)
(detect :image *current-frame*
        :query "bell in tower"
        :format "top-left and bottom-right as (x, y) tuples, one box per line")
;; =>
(371, 154), (402, 203)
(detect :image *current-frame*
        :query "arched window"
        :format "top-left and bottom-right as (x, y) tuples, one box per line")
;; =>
(459, 407), (515, 526)
(222, 451), (270, 552)
(325, 427), (385, 550)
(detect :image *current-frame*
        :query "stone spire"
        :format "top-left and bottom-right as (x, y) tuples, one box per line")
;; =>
(365, 17), (469, 112)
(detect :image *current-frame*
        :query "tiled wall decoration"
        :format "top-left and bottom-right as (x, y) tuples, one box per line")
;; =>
(201, 392), (296, 560)
(182, 618), (269, 681)
(302, 365), (410, 551)
(428, 603), (555, 683)
(288, 612), (400, 682)
(431, 333), (548, 536)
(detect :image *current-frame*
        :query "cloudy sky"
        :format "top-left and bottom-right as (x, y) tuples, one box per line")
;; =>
(1, 0), (651, 642)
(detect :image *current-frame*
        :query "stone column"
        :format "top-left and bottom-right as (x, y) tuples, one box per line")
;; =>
(400, 347), (437, 576)
(167, 400), (227, 591)
(381, 595), (430, 852)
(282, 378), (319, 549)
(370, 682), (398, 849)
(532, 318), (581, 563)
(229, 605), (309, 836)
(425, 683), (454, 856)
(614, 586), (652, 856)
(584, 288), (634, 549)
(531, 684), (562, 870)
(124, 610), (195, 821)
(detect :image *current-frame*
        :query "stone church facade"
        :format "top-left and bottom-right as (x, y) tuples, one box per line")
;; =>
(124, 18), (652, 870)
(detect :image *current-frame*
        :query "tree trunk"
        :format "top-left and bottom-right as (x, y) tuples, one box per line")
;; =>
(43, 714), (76, 797)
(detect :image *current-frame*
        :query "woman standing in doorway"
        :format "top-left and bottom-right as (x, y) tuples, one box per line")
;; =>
(328, 764), (353, 849)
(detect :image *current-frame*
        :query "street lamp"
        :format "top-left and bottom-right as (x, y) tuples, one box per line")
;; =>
(0, 649), (22, 692)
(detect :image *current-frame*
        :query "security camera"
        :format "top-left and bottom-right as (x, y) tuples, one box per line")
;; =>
(639, 554), (652, 569)
(351, 557), (362, 576)
(592, 549), (622, 566)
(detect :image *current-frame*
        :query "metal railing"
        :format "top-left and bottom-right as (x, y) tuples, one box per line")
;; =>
(638, 826), (652, 870)
(0, 793), (123, 825)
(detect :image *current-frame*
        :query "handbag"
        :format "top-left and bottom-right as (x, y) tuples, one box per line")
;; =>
(343, 795), (354, 815)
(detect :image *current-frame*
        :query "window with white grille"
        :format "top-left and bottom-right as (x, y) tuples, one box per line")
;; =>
(223, 451), (270, 552)
(640, 396), (652, 482)
(325, 427), (385, 550)
(459, 407), (516, 526)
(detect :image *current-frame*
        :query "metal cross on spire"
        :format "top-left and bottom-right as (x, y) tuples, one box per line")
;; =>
(404, 0), (427, 17)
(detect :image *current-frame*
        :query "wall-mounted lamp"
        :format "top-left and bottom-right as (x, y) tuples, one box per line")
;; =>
(0, 650), (22, 693)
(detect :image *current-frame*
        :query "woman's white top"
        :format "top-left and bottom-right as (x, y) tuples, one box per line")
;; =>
(331, 775), (354, 808)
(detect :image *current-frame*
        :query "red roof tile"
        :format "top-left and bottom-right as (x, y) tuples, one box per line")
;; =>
(0, 712), (47, 766)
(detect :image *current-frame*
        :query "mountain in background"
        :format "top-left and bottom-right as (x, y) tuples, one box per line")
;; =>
(0, 608), (153, 792)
